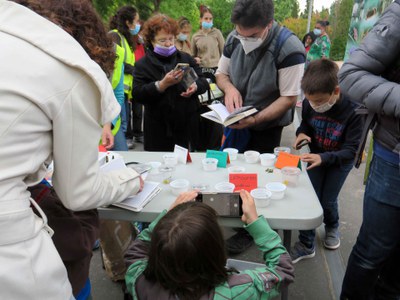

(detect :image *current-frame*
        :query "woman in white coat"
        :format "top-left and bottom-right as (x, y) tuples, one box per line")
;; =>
(0, 0), (142, 299)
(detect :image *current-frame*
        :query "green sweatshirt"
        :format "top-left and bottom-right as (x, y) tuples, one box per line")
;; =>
(125, 210), (294, 299)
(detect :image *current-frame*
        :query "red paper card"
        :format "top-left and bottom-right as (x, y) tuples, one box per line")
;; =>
(229, 173), (258, 192)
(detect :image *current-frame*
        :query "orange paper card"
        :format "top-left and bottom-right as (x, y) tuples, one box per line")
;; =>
(229, 173), (258, 192)
(275, 152), (301, 169)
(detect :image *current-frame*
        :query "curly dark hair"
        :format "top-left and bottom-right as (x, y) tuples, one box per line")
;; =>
(109, 6), (138, 50)
(142, 14), (178, 49)
(13, 0), (115, 76)
(144, 202), (228, 300)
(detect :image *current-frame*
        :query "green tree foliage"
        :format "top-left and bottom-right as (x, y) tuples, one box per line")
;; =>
(329, 0), (353, 60)
(274, 0), (296, 22)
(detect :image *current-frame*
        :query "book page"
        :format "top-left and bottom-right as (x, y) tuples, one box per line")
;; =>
(208, 103), (230, 122)
(114, 181), (160, 211)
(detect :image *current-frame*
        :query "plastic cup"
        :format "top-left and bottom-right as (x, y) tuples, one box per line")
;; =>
(282, 167), (301, 186)
(202, 158), (218, 171)
(273, 146), (291, 157)
(170, 179), (190, 196)
(163, 153), (178, 166)
(259, 153), (276, 167)
(228, 166), (246, 173)
(158, 165), (175, 184)
(215, 182), (235, 193)
(266, 182), (287, 199)
(244, 150), (260, 164)
(250, 188), (272, 208)
(147, 161), (162, 174)
(223, 148), (239, 161)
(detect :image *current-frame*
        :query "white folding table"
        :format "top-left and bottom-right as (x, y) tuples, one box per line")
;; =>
(98, 151), (323, 300)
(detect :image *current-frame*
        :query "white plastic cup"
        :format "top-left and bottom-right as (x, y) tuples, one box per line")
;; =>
(163, 153), (178, 166)
(170, 179), (190, 196)
(215, 182), (235, 193)
(266, 182), (287, 199)
(223, 148), (239, 161)
(202, 158), (218, 171)
(273, 146), (291, 157)
(228, 166), (246, 173)
(148, 161), (162, 174)
(259, 153), (276, 167)
(282, 167), (301, 186)
(250, 188), (272, 208)
(244, 150), (260, 164)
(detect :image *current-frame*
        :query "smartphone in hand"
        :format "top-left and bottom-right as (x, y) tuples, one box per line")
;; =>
(195, 192), (243, 217)
(173, 63), (190, 72)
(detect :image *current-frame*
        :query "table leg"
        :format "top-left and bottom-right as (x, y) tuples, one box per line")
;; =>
(281, 230), (292, 300)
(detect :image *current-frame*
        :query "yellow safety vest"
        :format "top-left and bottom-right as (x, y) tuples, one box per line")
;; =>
(112, 30), (135, 100)
(111, 43), (125, 90)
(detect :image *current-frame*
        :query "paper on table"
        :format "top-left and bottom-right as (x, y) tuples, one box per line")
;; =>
(113, 181), (161, 212)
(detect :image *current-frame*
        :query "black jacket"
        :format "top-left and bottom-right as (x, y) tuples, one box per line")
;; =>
(297, 95), (364, 166)
(338, 0), (400, 154)
(132, 50), (208, 151)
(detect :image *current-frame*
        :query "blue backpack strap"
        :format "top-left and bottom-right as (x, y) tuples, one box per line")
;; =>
(273, 26), (294, 66)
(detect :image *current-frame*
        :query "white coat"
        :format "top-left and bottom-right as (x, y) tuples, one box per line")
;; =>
(0, 1), (141, 299)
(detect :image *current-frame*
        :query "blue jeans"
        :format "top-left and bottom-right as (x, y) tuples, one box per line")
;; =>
(341, 155), (400, 300)
(112, 104), (128, 151)
(299, 162), (353, 248)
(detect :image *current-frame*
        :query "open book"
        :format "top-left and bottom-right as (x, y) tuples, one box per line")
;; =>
(113, 181), (161, 212)
(201, 103), (258, 126)
(100, 156), (161, 212)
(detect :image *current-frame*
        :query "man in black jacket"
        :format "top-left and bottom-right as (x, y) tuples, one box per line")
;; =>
(339, 1), (400, 299)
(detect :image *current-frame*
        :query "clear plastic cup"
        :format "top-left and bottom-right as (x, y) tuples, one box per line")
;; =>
(281, 166), (301, 186)
(202, 158), (218, 171)
(215, 182), (235, 193)
(223, 148), (239, 161)
(273, 146), (291, 157)
(170, 179), (190, 196)
(244, 150), (260, 164)
(250, 188), (272, 208)
(266, 182), (287, 199)
(158, 165), (175, 184)
(163, 153), (178, 166)
(259, 153), (276, 167)
(228, 166), (246, 173)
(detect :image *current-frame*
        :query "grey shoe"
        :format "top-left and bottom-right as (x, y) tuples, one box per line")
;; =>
(324, 227), (340, 250)
(290, 241), (315, 264)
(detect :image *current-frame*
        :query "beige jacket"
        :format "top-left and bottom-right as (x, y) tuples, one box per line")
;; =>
(0, 1), (140, 299)
(191, 28), (225, 68)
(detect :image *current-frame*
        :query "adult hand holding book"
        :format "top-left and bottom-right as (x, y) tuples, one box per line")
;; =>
(201, 102), (258, 127)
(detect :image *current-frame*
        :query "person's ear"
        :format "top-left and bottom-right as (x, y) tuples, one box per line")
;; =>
(333, 85), (340, 96)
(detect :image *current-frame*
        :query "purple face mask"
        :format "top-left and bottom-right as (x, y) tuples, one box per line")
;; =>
(154, 44), (177, 57)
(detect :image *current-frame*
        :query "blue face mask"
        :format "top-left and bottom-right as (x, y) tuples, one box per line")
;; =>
(130, 24), (141, 36)
(313, 28), (322, 36)
(177, 33), (188, 41)
(202, 21), (213, 30)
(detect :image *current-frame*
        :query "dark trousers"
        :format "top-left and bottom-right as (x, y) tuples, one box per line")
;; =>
(299, 163), (353, 248)
(341, 155), (400, 300)
(132, 101), (143, 138)
(246, 126), (283, 153)
(124, 97), (133, 139)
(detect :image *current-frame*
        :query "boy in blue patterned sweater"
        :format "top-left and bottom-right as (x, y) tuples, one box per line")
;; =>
(290, 59), (363, 263)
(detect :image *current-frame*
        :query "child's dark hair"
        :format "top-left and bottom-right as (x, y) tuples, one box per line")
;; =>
(144, 202), (228, 300)
(301, 59), (339, 95)
(316, 20), (330, 27)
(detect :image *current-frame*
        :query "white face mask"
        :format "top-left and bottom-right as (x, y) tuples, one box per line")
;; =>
(310, 95), (337, 113)
(235, 26), (269, 55)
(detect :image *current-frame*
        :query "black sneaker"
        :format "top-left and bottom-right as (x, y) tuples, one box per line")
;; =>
(226, 229), (254, 254)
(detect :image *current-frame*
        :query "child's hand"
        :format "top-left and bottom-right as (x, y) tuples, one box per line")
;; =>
(293, 133), (311, 150)
(300, 153), (322, 170)
(240, 190), (258, 225)
(169, 190), (198, 210)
